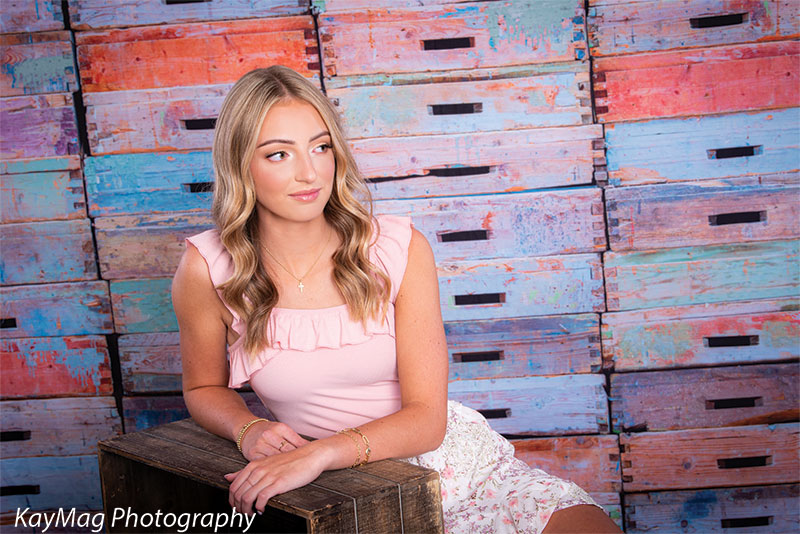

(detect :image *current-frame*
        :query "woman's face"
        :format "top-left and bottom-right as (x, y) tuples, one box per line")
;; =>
(249, 98), (336, 226)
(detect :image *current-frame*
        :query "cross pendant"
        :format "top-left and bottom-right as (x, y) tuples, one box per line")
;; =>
(298, 281), (305, 293)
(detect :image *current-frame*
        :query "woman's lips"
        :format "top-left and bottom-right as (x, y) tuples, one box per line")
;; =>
(289, 188), (321, 202)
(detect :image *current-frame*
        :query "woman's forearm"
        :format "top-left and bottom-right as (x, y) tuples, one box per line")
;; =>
(183, 385), (263, 443)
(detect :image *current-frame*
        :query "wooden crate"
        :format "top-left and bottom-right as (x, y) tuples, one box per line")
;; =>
(604, 239), (799, 311)
(594, 41), (799, 122)
(318, 0), (586, 78)
(620, 423), (800, 491)
(314, 0), (478, 10)
(606, 175), (800, 251)
(98, 418), (443, 533)
(1, 156), (86, 223)
(449, 374), (608, 436)
(119, 332), (181, 394)
(0, 93), (79, 161)
(0, 281), (113, 338)
(588, 0), (799, 57)
(0, 0), (64, 34)
(0, 219), (97, 285)
(602, 297), (800, 371)
(604, 108), (799, 187)
(109, 278), (175, 334)
(1, 336), (112, 398)
(610, 363), (799, 433)
(0, 32), (77, 96)
(624, 483), (799, 533)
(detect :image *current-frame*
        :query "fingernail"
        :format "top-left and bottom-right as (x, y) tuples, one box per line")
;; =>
(257, 510), (262, 515)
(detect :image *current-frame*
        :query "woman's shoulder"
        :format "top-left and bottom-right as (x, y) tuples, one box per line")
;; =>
(371, 215), (415, 301)
(181, 228), (234, 288)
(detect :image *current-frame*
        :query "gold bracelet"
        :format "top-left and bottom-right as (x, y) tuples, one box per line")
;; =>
(337, 429), (361, 468)
(236, 418), (268, 453)
(343, 427), (371, 466)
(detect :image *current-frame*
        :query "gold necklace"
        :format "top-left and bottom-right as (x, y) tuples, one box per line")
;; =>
(261, 228), (332, 293)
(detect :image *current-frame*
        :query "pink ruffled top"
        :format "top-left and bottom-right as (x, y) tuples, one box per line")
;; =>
(185, 215), (412, 439)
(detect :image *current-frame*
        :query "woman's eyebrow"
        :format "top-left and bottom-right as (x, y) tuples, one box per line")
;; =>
(256, 131), (330, 149)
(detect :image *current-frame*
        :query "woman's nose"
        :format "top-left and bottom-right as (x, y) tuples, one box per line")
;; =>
(296, 152), (317, 183)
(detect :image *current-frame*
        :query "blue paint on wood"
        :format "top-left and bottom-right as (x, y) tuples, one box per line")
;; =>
(0, 455), (102, 511)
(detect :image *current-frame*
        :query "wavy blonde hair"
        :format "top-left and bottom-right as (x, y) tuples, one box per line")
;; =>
(211, 66), (391, 357)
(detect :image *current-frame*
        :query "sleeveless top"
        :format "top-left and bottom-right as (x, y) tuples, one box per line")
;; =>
(185, 215), (413, 439)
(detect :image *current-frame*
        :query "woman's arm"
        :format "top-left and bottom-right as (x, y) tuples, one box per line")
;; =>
(227, 228), (449, 514)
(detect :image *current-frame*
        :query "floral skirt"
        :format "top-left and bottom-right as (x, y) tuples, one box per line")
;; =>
(403, 400), (603, 534)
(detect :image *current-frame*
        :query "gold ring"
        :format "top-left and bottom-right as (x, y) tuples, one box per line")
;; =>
(278, 439), (287, 451)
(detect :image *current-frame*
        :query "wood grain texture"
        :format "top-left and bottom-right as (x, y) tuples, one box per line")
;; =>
(594, 41), (799, 122)
(1, 335), (112, 398)
(1, 168), (86, 223)
(588, 0), (799, 57)
(610, 363), (799, 432)
(118, 332), (181, 394)
(0, 154), (79, 175)
(604, 108), (799, 187)
(0, 32), (77, 97)
(602, 297), (800, 371)
(0, 0), (64, 34)
(0, 397), (121, 456)
(0, 281), (113, 338)
(606, 175), (800, 251)
(604, 239), (799, 311)
(314, 0), (477, 10)
(620, 423), (800, 491)
(0, 93), (79, 161)
(0, 219), (97, 285)
(109, 278), (175, 334)
(319, 0), (586, 78)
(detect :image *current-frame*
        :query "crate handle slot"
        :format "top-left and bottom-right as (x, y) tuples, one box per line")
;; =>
(439, 230), (489, 243)
(429, 103), (483, 116)
(0, 430), (31, 441)
(0, 318), (17, 329)
(422, 37), (475, 51)
(721, 516), (772, 529)
(705, 397), (763, 410)
(477, 408), (511, 419)
(705, 335), (759, 347)
(0, 485), (40, 496)
(164, 0), (211, 5)
(716, 455), (771, 469)
(690, 13), (748, 29)
(706, 145), (762, 159)
(709, 211), (766, 226)
(182, 182), (214, 193)
(181, 118), (217, 130)
(365, 166), (493, 184)
(452, 351), (503, 363)
(454, 293), (505, 306)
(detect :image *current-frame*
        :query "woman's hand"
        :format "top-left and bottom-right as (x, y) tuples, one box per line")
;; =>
(241, 421), (309, 461)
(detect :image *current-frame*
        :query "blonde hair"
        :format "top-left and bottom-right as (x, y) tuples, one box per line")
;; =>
(211, 66), (390, 357)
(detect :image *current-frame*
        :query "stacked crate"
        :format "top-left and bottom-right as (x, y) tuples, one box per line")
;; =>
(0, 0), (119, 522)
(589, 0), (800, 531)
(315, 0), (622, 524)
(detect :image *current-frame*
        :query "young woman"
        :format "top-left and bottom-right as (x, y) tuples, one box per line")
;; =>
(172, 65), (622, 533)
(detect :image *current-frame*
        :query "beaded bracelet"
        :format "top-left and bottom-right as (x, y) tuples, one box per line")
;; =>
(236, 418), (268, 453)
(337, 429), (361, 468)
(342, 427), (371, 466)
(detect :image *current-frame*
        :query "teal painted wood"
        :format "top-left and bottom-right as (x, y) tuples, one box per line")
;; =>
(606, 174), (800, 251)
(448, 374), (608, 435)
(0, 93), (79, 161)
(0, 455), (102, 512)
(69, 0), (306, 30)
(0, 0), (64, 33)
(604, 239), (800, 311)
(0, 397), (121, 457)
(603, 297), (800, 371)
(610, 363), (799, 433)
(445, 313), (601, 380)
(327, 63), (592, 139)
(0, 281), (113, 338)
(0, 154), (79, 175)
(605, 107), (800, 187)
(110, 278), (175, 334)
(624, 484), (799, 533)
(118, 332), (181, 394)
(123, 393), (270, 432)
(1, 168), (86, 223)
(0, 219), (97, 285)
(0, 31), (78, 96)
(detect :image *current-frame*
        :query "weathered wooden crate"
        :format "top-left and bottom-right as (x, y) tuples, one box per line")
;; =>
(449, 374), (608, 436)
(0, 0), (64, 34)
(109, 278), (174, 334)
(318, 0), (587, 78)
(604, 107), (799, 187)
(602, 297), (800, 371)
(119, 332), (181, 394)
(0, 219), (97, 285)
(606, 175), (800, 251)
(0, 93), (79, 161)
(1, 156), (85, 223)
(0, 281), (113, 338)
(620, 423), (800, 491)
(593, 41), (799, 122)
(0, 32), (77, 96)
(1, 336), (112, 398)
(98, 418), (443, 533)
(69, 0), (307, 30)
(624, 483), (799, 533)
(588, 0), (799, 57)
(604, 239), (799, 311)
(327, 63), (592, 139)
(610, 363), (799, 433)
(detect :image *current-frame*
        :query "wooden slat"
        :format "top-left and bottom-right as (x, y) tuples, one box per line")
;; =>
(118, 332), (181, 394)
(1, 168), (86, 223)
(0, 0), (64, 34)
(314, 0), (476, 10)
(110, 278), (175, 334)
(0, 32), (77, 96)
(0, 154), (79, 175)
(0, 93), (79, 161)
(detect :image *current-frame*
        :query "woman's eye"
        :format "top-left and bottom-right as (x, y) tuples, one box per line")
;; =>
(266, 151), (287, 162)
(314, 143), (332, 153)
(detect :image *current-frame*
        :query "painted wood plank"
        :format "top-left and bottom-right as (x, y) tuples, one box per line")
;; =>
(313, 0), (478, 10)
(606, 175), (800, 251)
(1, 168), (86, 223)
(0, 219), (97, 285)
(604, 239), (799, 311)
(604, 108), (800, 187)
(588, 0), (799, 57)
(603, 297), (800, 371)
(1, 397), (121, 456)
(449, 374), (608, 436)
(0, 93), (79, 161)
(0, 0), (64, 34)
(76, 17), (319, 93)
(118, 332), (181, 394)
(610, 363), (799, 433)
(594, 41), (800, 122)
(0, 154), (79, 175)
(123, 393), (270, 433)
(620, 423), (800, 491)
(0, 32), (77, 96)
(327, 63), (592, 139)
(69, 0), (306, 30)
(0, 281), (113, 338)
(624, 484), (799, 533)
(110, 278), (175, 334)
(1, 336), (112, 398)
(319, 0), (586, 78)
